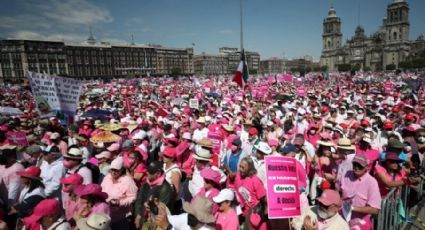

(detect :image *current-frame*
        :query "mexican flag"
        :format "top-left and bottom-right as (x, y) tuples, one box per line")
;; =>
(233, 49), (249, 89)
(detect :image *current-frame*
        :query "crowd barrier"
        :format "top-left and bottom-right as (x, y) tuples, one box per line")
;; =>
(376, 164), (425, 230)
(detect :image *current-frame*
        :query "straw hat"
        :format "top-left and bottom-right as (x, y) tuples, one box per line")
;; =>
(90, 131), (120, 143)
(336, 138), (355, 150)
(317, 140), (334, 147)
(77, 213), (111, 230)
(196, 117), (206, 124)
(193, 148), (212, 161)
(198, 138), (213, 148)
(183, 196), (216, 224)
(99, 123), (124, 131)
(64, 148), (84, 160)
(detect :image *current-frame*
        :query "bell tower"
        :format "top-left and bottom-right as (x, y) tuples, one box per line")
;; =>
(320, 5), (343, 71)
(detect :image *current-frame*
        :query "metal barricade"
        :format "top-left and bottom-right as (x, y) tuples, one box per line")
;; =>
(377, 177), (425, 230)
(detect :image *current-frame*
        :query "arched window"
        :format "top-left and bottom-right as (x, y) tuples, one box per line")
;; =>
(393, 31), (398, 40)
(328, 41), (331, 48)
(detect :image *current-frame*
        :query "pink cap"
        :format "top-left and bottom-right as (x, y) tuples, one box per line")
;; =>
(23, 199), (60, 224)
(60, 173), (83, 185)
(268, 139), (279, 147)
(316, 189), (342, 206)
(16, 166), (41, 179)
(162, 147), (176, 158)
(200, 168), (220, 184)
(107, 143), (120, 152)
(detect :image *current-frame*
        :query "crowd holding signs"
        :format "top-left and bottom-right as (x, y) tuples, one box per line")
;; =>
(0, 70), (424, 230)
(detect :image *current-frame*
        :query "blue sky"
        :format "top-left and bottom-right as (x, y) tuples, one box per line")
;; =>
(0, 0), (424, 60)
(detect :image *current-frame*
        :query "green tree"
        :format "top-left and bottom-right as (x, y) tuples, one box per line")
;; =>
(399, 61), (412, 70)
(411, 58), (425, 69)
(338, 64), (351, 72)
(386, 64), (396, 71)
(352, 64), (361, 71)
(171, 67), (182, 76)
(320, 65), (328, 72)
(250, 69), (258, 74)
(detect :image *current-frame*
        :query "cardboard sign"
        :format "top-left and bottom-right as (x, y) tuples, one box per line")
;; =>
(27, 71), (82, 114)
(207, 131), (222, 154)
(7, 131), (29, 147)
(189, 99), (199, 110)
(265, 156), (301, 219)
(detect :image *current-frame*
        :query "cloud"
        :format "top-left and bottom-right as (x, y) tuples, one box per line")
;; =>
(0, 0), (112, 32)
(217, 29), (234, 34)
(10, 30), (87, 42)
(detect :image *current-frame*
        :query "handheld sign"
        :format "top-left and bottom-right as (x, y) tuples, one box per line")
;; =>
(189, 99), (199, 110)
(265, 156), (301, 219)
(7, 131), (29, 147)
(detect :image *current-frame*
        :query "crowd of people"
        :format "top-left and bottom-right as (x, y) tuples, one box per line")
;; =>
(0, 71), (424, 230)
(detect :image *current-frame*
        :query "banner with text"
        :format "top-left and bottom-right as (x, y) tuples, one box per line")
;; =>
(265, 156), (301, 219)
(27, 71), (82, 115)
(7, 131), (29, 147)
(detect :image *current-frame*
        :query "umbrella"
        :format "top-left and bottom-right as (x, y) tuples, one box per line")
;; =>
(81, 109), (112, 118)
(206, 92), (221, 98)
(90, 131), (120, 143)
(273, 94), (293, 100)
(171, 98), (186, 105)
(0, 107), (24, 116)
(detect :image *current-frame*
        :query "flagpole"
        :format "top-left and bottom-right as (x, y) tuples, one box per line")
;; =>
(240, 0), (244, 51)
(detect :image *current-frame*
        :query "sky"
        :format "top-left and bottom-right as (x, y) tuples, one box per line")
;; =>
(0, 0), (424, 60)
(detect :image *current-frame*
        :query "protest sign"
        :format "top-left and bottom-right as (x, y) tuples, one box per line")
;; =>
(7, 131), (29, 147)
(189, 99), (199, 110)
(207, 131), (222, 154)
(27, 71), (82, 115)
(297, 86), (306, 97)
(265, 156), (301, 219)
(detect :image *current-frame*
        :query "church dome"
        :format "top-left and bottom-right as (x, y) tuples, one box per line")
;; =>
(327, 6), (337, 18)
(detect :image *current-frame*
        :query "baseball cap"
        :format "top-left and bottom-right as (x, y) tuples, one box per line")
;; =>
(352, 154), (369, 168)
(147, 161), (163, 174)
(95, 151), (112, 160)
(248, 128), (258, 136)
(213, 189), (235, 203)
(107, 143), (120, 152)
(316, 189), (342, 206)
(280, 144), (297, 154)
(110, 157), (123, 170)
(231, 138), (242, 147)
(26, 145), (42, 155)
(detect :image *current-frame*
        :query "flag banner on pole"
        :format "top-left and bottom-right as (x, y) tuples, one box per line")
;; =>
(233, 49), (249, 89)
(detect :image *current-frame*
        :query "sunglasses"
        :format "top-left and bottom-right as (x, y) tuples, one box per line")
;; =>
(352, 162), (366, 170)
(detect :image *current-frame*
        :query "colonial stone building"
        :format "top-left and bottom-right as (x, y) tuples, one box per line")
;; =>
(320, 0), (424, 71)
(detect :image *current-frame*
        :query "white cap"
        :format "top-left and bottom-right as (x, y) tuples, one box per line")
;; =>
(110, 157), (123, 170)
(254, 142), (272, 155)
(298, 108), (306, 115)
(266, 121), (274, 127)
(213, 189), (235, 203)
(133, 130), (147, 140)
(95, 151), (112, 159)
(50, 132), (60, 139)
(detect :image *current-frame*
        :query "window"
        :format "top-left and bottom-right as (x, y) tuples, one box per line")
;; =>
(393, 31), (398, 40)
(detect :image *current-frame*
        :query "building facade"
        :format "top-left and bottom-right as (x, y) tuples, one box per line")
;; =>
(194, 54), (227, 75)
(194, 47), (260, 75)
(0, 38), (193, 83)
(260, 58), (286, 74)
(320, 0), (425, 71)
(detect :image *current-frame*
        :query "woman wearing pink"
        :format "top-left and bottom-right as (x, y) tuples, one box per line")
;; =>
(194, 167), (221, 214)
(78, 120), (93, 137)
(101, 157), (138, 228)
(73, 183), (110, 221)
(374, 151), (410, 198)
(60, 173), (83, 223)
(213, 189), (238, 230)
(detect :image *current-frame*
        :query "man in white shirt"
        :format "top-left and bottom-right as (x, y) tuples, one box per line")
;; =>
(192, 117), (209, 143)
(252, 142), (272, 188)
(40, 145), (66, 200)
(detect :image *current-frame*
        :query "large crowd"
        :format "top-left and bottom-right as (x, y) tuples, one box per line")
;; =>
(0, 71), (424, 230)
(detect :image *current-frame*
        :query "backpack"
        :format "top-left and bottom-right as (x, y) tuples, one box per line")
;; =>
(77, 162), (101, 184)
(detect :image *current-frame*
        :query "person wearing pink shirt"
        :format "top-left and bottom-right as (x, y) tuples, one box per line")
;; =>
(60, 173), (83, 222)
(226, 156), (266, 224)
(374, 151), (413, 198)
(101, 157), (138, 229)
(73, 184), (110, 221)
(0, 145), (25, 206)
(213, 189), (238, 230)
(355, 134), (380, 173)
(194, 168), (221, 214)
(338, 154), (381, 230)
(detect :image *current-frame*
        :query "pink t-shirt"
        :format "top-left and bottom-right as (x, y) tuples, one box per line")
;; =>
(215, 208), (238, 230)
(91, 202), (111, 216)
(374, 164), (406, 198)
(227, 173), (266, 216)
(339, 170), (381, 229)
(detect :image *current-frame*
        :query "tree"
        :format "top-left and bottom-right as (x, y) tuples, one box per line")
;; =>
(338, 64), (351, 72)
(399, 61), (412, 70)
(250, 69), (258, 74)
(313, 66), (322, 72)
(411, 58), (425, 69)
(386, 64), (396, 71)
(171, 67), (182, 76)
(352, 64), (361, 71)
(320, 65), (329, 72)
